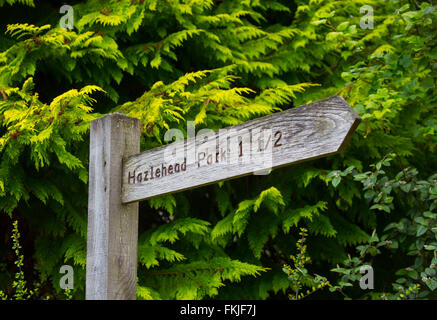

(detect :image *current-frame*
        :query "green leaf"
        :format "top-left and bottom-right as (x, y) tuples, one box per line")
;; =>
(416, 226), (427, 237)
(353, 173), (369, 181)
(332, 176), (341, 188)
(400, 183), (412, 193)
(364, 190), (375, 199)
(425, 268), (436, 277)
(425, 279), (437, 291)
(424, 245), (437, 250)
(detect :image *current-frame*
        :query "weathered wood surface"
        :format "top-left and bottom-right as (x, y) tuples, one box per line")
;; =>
(86, 113), (140, 300)
(122, 96), (360, 204)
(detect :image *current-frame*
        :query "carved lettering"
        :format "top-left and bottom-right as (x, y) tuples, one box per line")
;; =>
(198, 152), (205, 168)
(161, 164), (167, 177)
(221, 148), (227, 162)
(128, 133), (284, 184)
(258, 134), (271, 152)
(274, 131), (282, 147)
(128, 171), (135, 184)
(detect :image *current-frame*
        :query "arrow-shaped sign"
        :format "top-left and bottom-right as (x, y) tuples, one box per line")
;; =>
(121, 96), (361, 204)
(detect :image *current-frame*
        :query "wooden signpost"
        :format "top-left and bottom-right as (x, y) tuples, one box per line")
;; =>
(86, 95), (361, 300)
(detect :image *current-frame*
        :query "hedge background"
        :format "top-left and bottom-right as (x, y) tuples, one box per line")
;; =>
(0, 0), (436, 300)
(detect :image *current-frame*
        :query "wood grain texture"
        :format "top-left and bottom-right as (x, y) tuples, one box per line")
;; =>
(86, 113), (140, 300)
(122, 96), (361, 204)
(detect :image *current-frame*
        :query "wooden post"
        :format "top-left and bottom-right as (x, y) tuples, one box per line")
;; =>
(86, 113), (140, 300)
(85, 96), (360, 300)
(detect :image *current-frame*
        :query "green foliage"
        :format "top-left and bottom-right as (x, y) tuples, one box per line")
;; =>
(0, 220), (35, 300)
(63, 287), (73, 300)
(0, 0), (435, 299)
(329, 153), (437, 299)
(139, 256), (268, 300)
(282, 228), (330, 300)
(0, 0), (34, 7)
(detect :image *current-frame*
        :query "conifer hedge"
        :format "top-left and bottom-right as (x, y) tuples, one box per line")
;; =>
(0, 0), (436, 299)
